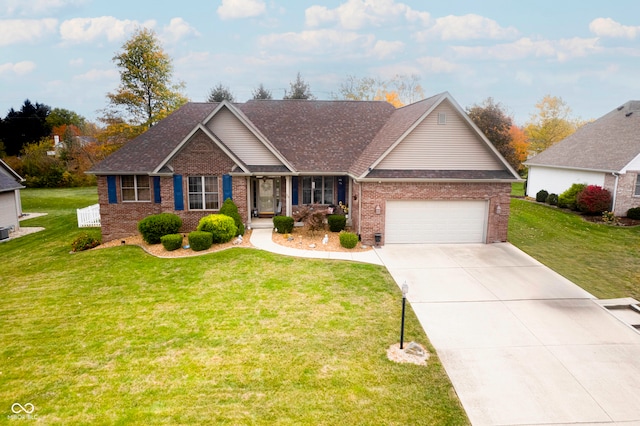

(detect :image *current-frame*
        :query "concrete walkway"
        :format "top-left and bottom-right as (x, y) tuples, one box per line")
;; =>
(250, 229), (640, 425)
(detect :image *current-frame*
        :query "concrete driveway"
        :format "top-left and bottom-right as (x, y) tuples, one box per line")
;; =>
(375, 243), (640, 426)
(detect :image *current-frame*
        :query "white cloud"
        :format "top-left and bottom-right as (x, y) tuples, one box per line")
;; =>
(259, 29), (399, 59)
(59, 16), (155, 44)
(161, 17), (200, 43)
(305, 0), (430, 30)
(0, 61), (36, 76)
(73, 68), (119, 82)
(416, 56), (458, 73)
(414, 14), (518, 41)
(217, 0), (266, 20)
(2, 0), (86, 17)
(452, 36), (600, 62)
(372, 40), (404, 59)
(589, 17), (640, 39)
(69, 58), (84, 67)
(0, 19), (58, 46)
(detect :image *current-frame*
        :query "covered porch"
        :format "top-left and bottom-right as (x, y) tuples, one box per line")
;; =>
(244, 174), (352, 224)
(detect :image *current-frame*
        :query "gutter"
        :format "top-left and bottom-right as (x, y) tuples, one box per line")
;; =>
(612, 172), (620, 214)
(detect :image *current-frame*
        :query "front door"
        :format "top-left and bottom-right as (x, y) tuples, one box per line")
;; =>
(258, 179), (275, 216)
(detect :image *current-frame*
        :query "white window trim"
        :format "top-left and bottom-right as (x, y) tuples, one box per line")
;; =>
(634, 173), (640, 197)
(121, 175), (151, 202)
(188, 176), (220, 210)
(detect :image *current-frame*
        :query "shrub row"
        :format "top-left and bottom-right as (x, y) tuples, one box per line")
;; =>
(536, 184), (613, 215)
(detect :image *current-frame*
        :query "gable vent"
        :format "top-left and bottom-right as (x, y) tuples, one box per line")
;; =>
(438, 112), (447, 125)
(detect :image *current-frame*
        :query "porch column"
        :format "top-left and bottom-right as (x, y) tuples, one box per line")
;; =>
(285, 175), (292, 217)
(246, 176), (252, 227)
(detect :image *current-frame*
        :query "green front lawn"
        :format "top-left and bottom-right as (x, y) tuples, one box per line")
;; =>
(0, 188), (468, 425)
(509, 198), (640, 300)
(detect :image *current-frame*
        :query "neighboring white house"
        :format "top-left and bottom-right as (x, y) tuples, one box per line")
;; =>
(525, 100), (640, 215)
(0, 159), (25, 232)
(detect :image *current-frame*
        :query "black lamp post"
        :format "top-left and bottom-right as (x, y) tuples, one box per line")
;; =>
(400, 281), (408, 349)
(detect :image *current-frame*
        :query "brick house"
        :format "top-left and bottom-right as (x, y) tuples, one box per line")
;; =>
(525, 100), (640, 215)
(89, 92), (520, 245)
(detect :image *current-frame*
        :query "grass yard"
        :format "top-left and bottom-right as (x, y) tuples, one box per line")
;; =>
(0, 188), (468, 425)
(509, 198), (640, 300)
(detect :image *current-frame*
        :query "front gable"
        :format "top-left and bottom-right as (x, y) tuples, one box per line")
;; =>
(375, 98), (505, 172)
(204, 103), (290, 170)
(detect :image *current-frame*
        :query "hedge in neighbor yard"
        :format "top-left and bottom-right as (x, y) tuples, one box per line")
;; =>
(558, 183), (586, 210)
(138, 213), (182, 244)
(576, 185), (612, 215)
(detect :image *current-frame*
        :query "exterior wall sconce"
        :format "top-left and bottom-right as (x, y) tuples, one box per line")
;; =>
(495, 204), (502, 215)
(375, 205), (381, 214)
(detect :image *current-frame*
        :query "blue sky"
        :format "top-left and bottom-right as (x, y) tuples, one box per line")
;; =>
(1, 0), (639, 125)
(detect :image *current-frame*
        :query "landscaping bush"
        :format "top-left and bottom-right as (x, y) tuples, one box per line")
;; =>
(161, 233), (183, 251)
(273, 216), (294, 234)
(546, 193), (558, 206)
(627, 207), (640, 220)
(339, 232), (359, 249)
(220, 198), (245, 236)
(71, 232), (100, 252)
(188, 231), (213, 251)
(576, 185), (612, 215)
(138, 213), (182, 244)
(558, 183), (587, 210)
(535, 189), (549, 203)
(196, 214), (237, 244)
(327, 214), (347, 232)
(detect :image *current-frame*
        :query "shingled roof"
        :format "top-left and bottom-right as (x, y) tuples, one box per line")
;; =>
(91, 103), (217, 174)
(237, 99), (395, 172)
(0, 159), (24, 193)
(90, 95), (516, 179)
(525, 101), (640, 172)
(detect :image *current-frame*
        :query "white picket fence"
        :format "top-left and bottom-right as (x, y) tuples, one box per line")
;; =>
(77, 204), (101, 227)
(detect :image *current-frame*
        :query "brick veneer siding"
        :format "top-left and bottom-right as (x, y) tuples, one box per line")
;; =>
(357, 181), (511, 245)
(98, 131), (249, 242)
(97, 175), (163, 242)
(611, 172), (640, 215)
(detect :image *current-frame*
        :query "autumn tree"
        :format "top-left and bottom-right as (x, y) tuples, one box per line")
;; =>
(508, 124), (529, 172)
(283, 72), (315, 100)
(334, 74), (424, 107)
(207, 83), (235, 102)
(525, 95), (580, 154)
(106, 27), (188, 131)
(252, 83), (273, 100)
(467, 98), (520, 171)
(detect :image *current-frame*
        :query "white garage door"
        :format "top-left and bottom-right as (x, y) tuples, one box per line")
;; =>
(385, 200), (488, 244)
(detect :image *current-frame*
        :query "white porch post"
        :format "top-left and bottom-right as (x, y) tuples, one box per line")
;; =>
(246, 176), (252, 227)
(285, 175), (292, 217)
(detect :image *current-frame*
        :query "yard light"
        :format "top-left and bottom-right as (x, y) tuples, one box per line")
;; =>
(400, 281), (409, 349)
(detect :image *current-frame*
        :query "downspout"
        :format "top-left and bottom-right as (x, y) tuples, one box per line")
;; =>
(357, 181), (363, 238)
(611, 172), (620, 214)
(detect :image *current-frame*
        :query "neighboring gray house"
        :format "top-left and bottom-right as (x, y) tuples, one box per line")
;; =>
(0, 159), (25, 232)
(525, 101), (640, 215)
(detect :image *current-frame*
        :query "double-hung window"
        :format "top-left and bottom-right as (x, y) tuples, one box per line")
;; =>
(121, 175), (150, 202)
(188, 176), (219, 210)
(635, 174), (640, 196)
(302, 176), (334, 204)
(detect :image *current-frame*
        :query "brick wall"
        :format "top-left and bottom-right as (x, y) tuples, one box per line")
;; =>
(98, 131), (249, 242)
(357, 181), (511, 245)
(612, 172), (640, 215)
